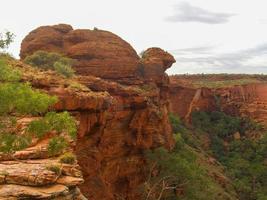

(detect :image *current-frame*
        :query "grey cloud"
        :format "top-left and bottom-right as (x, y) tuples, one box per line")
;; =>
(166, 2), (235, 24)
(168, 44), (267, 74)
(170, 46), (215, 55)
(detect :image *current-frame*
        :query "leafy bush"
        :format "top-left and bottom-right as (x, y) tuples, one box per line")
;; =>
(223, 137), (267, 200)
(0, 31), (15, 51)
(169, 113), (187, 134)
(144, 134), (218, 200)
(0, 58), (77, 154)
(46, 164), (61, 175)
(48, 136), (67, 156)
(0, 59), (20, 82)
(0, 132), (30, 153)
(24, 51), (75, 77)
(59, 152), (76, 164)
(192, 111), (243, 138)
(54, 61), (75, 78)
(191, 111), (267, 199)
(28, 112), (77, 139)
(0, 83), (57, 115)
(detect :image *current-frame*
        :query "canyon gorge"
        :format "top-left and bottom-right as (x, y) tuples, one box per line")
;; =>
(0, 24), (267, 200)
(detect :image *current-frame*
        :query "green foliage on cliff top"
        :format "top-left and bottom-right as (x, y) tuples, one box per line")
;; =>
(0, 57), (77, 154)
(24, 51), (75, 78)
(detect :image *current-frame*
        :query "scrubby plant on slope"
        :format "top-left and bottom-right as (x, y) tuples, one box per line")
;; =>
(142, 113), (234, 200)
(24, 50), (75, 78)
(0, 56), (77, 154)
(192, 111), (267, 200)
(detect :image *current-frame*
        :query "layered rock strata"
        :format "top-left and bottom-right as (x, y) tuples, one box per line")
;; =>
(16, 24), (176, 200)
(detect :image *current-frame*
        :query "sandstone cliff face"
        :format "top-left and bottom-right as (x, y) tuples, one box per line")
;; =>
(216, 83), (267, 125)
(169, 80), (267, 126)
(18, 24), (176, 200)
(169, 85), (216, 123)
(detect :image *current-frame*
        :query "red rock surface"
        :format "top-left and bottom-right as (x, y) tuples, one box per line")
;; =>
(20, 24), (141, 83)
(19, 24), (176, 200)
(141, 48), (175, 85)
(169, 78), (267, 126)
(169, 85), (216, 123)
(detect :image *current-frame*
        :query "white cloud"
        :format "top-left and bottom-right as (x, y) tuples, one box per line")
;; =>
(166, 2), (236, 24)
(167, 44), (267, 74)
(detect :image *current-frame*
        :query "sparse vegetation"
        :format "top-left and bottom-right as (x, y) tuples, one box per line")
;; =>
(46, 164), (62, 175)
(0, 31), (15, 51)
(0, 55), (77, 154)
(24, 51), (75, 77)
(54, 61), (75, 78)
(143, 113), (237, 200)
(59, 152), (76, 164)
(192, 111), (267, 200)
(48, 136), (67, 156)
(27, 111), (77, 140)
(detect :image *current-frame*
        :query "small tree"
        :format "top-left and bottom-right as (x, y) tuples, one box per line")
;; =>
(0, 57), (77, 154)
(0, 31), (15, 51)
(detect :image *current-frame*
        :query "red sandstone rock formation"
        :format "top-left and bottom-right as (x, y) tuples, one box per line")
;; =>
(18, 24), (176, 200)
(169, 85), (216, 122)
(169, 78), (267, 126)
(20, 24), (140, 83)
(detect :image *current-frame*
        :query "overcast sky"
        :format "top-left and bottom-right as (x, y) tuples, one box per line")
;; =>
(1, 0), (267, 74)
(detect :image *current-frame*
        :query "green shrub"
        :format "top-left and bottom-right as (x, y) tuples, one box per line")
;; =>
(0, 31), (15, 51)
(27, 120), (51, 139)
(192, 111), (242, 138)
(191, 111), (267, 199)
(0, 133), (30, 153)
(0, 59), (75, 154)
(27, 111), (77, 140)
(59, 152), (76, 164)
(48, 136), (67, 156)
(144, 134), (216, 200)
(169, 113), (186, 134)
(0, 82), (57, 115)
(0, 59), (20, 82)
(54, 61), (75, 78)
(24, 51), (75, 77)
(46, 164), (61, 175)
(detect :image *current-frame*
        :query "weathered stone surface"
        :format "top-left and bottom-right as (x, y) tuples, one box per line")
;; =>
(170, 77), (267, 126)
(140, 47), (175, 86)
(0, 184), (69, 199)
(20, 24), (140, 82)
(0, 119), (85, 199)
(169, 85), (216, 123)
(17, 24), (176, 199)
(0, 162), (58, 186)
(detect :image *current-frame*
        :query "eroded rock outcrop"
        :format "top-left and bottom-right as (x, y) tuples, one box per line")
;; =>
(16, 24), (176, 200)
(20, 24), (141, 84)
(169, 78), (267, 126)
(0, 132), (86, 200)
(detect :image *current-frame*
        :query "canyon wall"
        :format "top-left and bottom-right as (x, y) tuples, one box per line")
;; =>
(19, 24), (176, 200)
(169, 81), (267, 126)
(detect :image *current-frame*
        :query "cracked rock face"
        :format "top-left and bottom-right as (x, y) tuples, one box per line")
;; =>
(20, 24), (175, 86)
(169, 77), (267, 126)
(0, 141), (86, 199)
(17, 24), (176, 200)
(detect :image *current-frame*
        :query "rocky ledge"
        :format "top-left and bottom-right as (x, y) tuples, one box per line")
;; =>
(0, 138), (86, 200)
